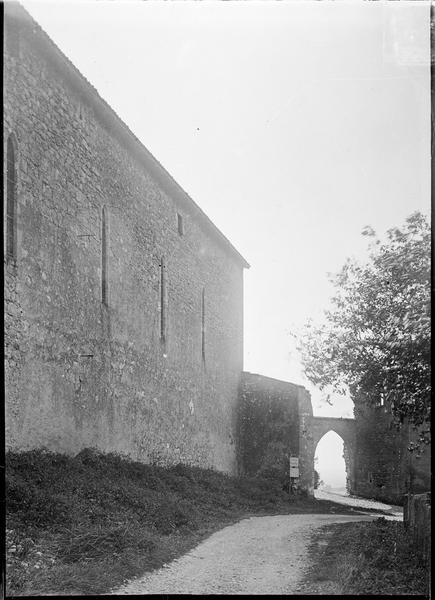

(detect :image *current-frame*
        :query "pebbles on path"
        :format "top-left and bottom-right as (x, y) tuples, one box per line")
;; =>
(112, 513), (378, 595)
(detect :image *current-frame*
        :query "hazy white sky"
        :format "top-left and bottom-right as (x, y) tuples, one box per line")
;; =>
(315, 431), (346, 489)
(20, 0), (430, 427)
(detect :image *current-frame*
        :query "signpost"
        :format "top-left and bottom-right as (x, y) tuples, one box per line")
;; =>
(289, 456), (299, 495)
(290, 456), (299, 478)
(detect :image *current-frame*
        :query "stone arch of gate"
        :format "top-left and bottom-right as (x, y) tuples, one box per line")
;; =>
(311, 417), (356, 493)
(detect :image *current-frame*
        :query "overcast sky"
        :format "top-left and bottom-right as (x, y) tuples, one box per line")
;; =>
(19, 0), (430, 480)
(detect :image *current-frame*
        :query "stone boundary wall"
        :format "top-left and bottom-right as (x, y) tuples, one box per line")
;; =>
(352, 399), (431, 505)
(403, 492), (431, 562)
(237, 372), (313, 494)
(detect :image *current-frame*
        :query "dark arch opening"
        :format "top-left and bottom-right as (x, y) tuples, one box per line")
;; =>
(6, 134), (17, 260)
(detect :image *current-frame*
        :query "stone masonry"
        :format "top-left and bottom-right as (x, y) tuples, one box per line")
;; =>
(238, 372), (314, 495)
(4, 3), (249, 474)
(7, 4), (426, 503)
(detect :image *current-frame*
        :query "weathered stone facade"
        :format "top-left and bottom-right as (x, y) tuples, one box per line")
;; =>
(6, 4), (428, 502)
(237, 372), (314, 494)
(237, 373), (430, 504)
(4, 3), (248, 474)
(352, 401), (431, 505)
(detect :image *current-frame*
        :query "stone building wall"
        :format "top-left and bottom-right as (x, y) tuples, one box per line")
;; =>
(4, 4), (248, 474)
(237, 372), (313, 493)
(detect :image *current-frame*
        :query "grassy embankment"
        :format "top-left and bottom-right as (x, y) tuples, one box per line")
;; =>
(299, 519), (430, 596)
(6, 448), (359, 596)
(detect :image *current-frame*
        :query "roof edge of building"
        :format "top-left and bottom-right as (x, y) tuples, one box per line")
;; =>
(6, 1), (250, 269)
(242, 371), (309, 391)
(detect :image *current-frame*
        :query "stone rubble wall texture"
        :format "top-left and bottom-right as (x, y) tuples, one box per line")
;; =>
(237, 372), (314, 494)
(4, 5), (246, 474)
(295, 389), (315, 496)
(352, 401), (431, 505)
(7, 5), (427, 500)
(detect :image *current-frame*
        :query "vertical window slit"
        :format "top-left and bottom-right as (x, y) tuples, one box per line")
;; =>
(201, 287), (206, 361)
(160, 257), (167, 343)
(6, 135), (17, 260)
(177, 213), (184, 236)
(101, 207), (109, 305)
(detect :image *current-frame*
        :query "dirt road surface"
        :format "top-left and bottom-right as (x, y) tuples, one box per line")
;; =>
(314, 490), (403, 519)
(112, 513), (380, 595)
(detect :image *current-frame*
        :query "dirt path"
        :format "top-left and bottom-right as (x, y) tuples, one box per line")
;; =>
(112, 513), (379, 595)
(314, 490), (403, 519)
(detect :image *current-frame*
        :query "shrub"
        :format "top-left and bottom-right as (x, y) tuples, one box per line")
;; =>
(58, 524), (156, 563)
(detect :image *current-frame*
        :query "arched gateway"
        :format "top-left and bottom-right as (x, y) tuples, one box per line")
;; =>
(238, 373), (357, 497)
(311, 417), (356, 493)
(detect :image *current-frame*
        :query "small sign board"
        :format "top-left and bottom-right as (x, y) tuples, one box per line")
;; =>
(290, 456), (299, 478)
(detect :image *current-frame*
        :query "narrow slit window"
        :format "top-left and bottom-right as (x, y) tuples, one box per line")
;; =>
(160, 257), (167, 343)
(177, 213), (184, 236)
(201, 287), (205, 360)
(6, 135), (17, 260)
(101, 207), (109, 305)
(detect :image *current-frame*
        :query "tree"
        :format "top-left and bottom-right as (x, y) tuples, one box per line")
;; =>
(298, 212), (430, 450)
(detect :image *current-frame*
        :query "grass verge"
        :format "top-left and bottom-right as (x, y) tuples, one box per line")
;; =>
(298, 518), (430, 596)
(6, 448), (359, 596)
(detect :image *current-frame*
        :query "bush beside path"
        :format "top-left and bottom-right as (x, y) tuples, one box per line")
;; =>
(6, 448), (359, 596)
(297, 519), (430, 596)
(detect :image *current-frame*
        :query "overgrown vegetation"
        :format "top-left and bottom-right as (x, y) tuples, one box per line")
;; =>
(298, 211), (430, 451)
(300, 518), (430, 595)
(6, 448), (356, 596)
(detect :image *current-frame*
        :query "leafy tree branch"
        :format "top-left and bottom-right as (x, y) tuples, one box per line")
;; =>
(298, 212), (430, 450)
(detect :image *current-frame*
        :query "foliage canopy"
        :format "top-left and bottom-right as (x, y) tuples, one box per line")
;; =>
(298, 212), (430, 448)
